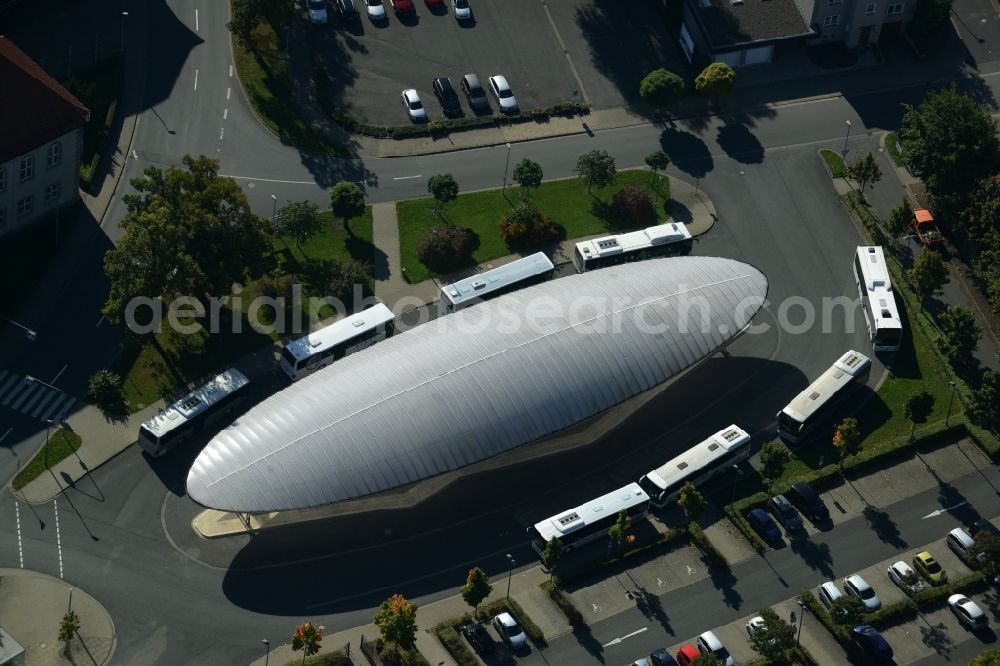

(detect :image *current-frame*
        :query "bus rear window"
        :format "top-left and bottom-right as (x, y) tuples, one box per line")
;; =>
(280, 347), (298, 367)
(138, 425), (158, 447)
(876, 328), (902, 347)
(778, 411), (802, 434)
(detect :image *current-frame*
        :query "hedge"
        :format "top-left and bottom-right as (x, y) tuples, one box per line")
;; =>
(285, 652), (352, 666)
(478, 597), (546, 646)
(540, 580), (585, 626)
(800, 590), (862, 659)
(724, 494), (770, 554)
(912, 570), (988, 607)
(687, 521), (729, 568)
(863, 598), (918, 628)
(431, 623), (479, 666)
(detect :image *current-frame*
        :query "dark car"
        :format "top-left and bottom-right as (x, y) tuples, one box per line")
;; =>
(460, 623), (495, 655)
(650, 648), (680, 666)
(460, 73), (489, 113)
(787, 482), (830, 524)
(334, 0), (360, 18)
(852, 625), (893, 661)
(768, 494), (803, 532)
(432, 77), (462, 117)
(747, 508), (782, 542)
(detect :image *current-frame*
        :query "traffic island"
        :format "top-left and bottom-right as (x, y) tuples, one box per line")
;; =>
(0, 568), (116, 665)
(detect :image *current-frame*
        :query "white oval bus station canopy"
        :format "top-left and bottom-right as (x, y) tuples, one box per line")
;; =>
(186, 257), (768, 513)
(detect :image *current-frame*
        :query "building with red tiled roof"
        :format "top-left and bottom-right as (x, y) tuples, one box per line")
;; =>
(0, 36), (90, 238)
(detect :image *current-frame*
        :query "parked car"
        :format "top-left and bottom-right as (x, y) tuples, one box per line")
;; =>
(746, 616), (777, 650)
(400, 89), (426, 122)
(334, 0), (360, 19)
(887, 560), (927, 596)
(786, 482), (830, 524)
(843, 574), (881, 611)
(460, 73), (489, 113)
(949, 594), (988, 630)
(947, 527), (985, 567)
(305, 0), (329, 23)
(852, 625), (893, 661)
(913, 550), (947, 585)
(391, 0), (415, 13)
(768, 494), (803, 532)
(649, 648), (679, 666)
(696, 631), (734, 666)
(674, 644), (699, 666)
(747, 508), (781, 542)
(364, 0), (387, 20)
(432, 77), (462, 117)
(452, 0), (471, 20)
(491, 612), (527, 650)
(970, 518), (1000, 538)
(488, 74), (518, 113)
(632, 660), (651, 666)
(817, 581), (843, 609)
(460, 623), (495, 655)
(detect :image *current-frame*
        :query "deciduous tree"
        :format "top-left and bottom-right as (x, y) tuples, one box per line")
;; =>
(645, 150), (671, 187)
(690, 654), (724, 666)
(759, 441), (791, 488)
(607, 509), (632, 550)
(972, 533), (1000, 579)
(291, 621), (323, 664)
(58, 611), (80, 657)
(937, 305), (982, 367)
(499, 203), (560, 247)
(428, 173), (460, 215)
(846, 153), (882, 199)
(512, 159), (543, 200)
(417, 226), (475, 272)
(970, 359), (1000, 429)
(832, 417), (862, 467)
(829, 596), (866, 625)
(694, 62), (736, 98)
(961, 176), (1000, 241)
(373, 594), (418, 653)
(970, 648), (1000, 666)
(904, 391), (935, 441)
(574, 150), (617, 194)
(329, 181), (366, 236)
(886, 197), (914, 240)
(639, 69), (685, 111)
(747, 607), (796, 661)
(678, 481), (708, 521)
(276, 200), (323, 252)
(460, 567), (492, 614)
(542, 537), (564, 576)
(611, 184), (656, 226)
(908, 249), (949, 304)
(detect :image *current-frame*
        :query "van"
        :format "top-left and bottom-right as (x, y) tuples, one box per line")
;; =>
(947, 527), (983, 567)
(335, 0), (360, 19)
(787, 482), (830, 524)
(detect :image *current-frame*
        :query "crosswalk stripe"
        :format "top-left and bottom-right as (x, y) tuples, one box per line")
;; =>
(30, 389), (59, 419)
(0, 373), (19, 403)
(40, 395), (70, 423)
(0, 370), (9, 386)
(9, 384), (39, 411)
(20, 386), (49, 415)
(51, 397), (76, 422)
(2, 377), (26, 407)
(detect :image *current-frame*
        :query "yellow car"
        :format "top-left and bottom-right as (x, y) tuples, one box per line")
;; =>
(913, 551), (948, 586)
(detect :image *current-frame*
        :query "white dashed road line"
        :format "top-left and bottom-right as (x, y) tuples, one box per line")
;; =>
(194, 69), (199, 91)
(229, 64), (233, 77)
(195, 8), (199, 31)
(226, 87), (231, 100)
(223, 108), (228, 120)
(15, 502), (23, 568)
(54, 499), (63, 578)
(393, 175), (422, 181)
(219, 127), (225, 141)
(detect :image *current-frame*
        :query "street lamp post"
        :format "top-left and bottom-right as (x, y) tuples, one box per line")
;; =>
(271, 194), (278, 221)
(262, 639), (270, 666)
(121, 11), (129, 55)
(843, 120), (852, 155)
(0, 314), (36, 342)
(501, 142), (512, 195)
(946, 381), (958, 426)
(797, 599), (806, 645)
(505, 553), (515, 600)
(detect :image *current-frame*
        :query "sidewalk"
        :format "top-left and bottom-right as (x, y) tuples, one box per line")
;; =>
(0, 568), (116, 666)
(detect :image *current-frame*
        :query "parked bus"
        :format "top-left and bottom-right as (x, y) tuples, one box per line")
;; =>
(777, 350), (871, 444)
(527, 483), (650, 555)
(440, 252), (555, 311)
(853, 246), (902, 352)
(137, 368), (250, 457)
(572, 222), (693, 273)
(638, 424), (751, 508)
(279, 303), (395, 381)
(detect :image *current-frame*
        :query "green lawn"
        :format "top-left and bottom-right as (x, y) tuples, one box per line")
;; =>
(62, 56), (123, 190)
(13, 429), (82, 490)
(116, 209), (373, 411)
(884, 131), (906, 168)
(820, 149), (847, 178)
(397, 170), (671, 282)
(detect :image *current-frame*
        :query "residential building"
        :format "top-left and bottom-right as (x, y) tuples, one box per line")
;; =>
(677, 0), (915, 67)
(0, 36), (90, 239)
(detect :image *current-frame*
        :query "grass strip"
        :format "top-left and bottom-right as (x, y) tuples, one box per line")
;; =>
(13, 429), (82, 490)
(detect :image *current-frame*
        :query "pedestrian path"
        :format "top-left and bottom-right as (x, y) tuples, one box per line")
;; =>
(0, 369), (76, 424)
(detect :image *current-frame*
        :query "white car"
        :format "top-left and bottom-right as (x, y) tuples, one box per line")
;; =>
(949, 594), (988, 630)
(696, 631), (734, 666)
(306, 0), (329, 23)
(818, 581), (843, 609)
(488, 75), (518, 114)
(746, 615), (777, 650)
(400, 89), (427, 122)
(843, 574), (881, 612)
(887, 560), (927, 596)
(365, 0), (386, 19)
(491, 612), (527, 649)
(452, 0), (471, 20)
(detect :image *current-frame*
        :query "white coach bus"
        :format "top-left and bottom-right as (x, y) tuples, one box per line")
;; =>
(777, 350), (871, 444)
(527, 483), (650, 555)
(279, 303), (396, 381)
(440, 252), (555, 311)
(853, 246), (903, 352)
(573, 222), (693, 273)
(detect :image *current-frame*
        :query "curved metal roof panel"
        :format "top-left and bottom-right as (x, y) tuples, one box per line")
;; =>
(186, 257), (768, 512)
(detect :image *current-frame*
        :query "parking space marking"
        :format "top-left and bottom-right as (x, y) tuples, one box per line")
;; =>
(95, 314), (105, 327)
(51, 364), (67, 385)
(54, 498), (63, 578)
(393, 175), (422, 181)
(539, 0), (588, 104)
(602, 626), (646, 647)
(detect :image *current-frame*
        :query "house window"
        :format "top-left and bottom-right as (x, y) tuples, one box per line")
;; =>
(16, 195), (33, 217)
(887, 2), (903, 13)
(0, 167), (5, 193)
(44, 182), (61, 203)
(0, 208), (6, 228)
(866, 2), (876, 13)
(46, 142), (62, 168)
(19, 156), (33, 182)
(824, 14), (840, 25)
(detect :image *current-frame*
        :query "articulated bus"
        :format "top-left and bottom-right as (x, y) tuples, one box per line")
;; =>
(137, 368), (250, 457)
(777, 350), (871, 444)
(279, 303), (396, 381)
(638, 425), (751, 508)
(572, 222), (693, 273)
(853, 246), (903, 352)
(527, 483), (650, 555)
(439, 252), (555, 311)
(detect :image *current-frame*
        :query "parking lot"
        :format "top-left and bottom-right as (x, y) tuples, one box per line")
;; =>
(306, 0), (684, 125)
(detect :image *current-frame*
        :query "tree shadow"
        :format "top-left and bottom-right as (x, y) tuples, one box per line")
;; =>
(716, 121), (764, 164)
(919, 620), (953, 657)
(788, 537), (834, 578)
(862, 505), (907, 548)
(632, 583), (674, 635)
(571, 623), (606, 663)
(705, 554), (743, 609)
(658, 125), (714, 179)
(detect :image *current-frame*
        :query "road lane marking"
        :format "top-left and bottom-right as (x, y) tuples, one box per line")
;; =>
(226, 87), (232, 100)
(51, 364), (67, 385)
(195, 8), (199, 31)
(223, 108), (228, 120)
(131, 149), (138, 159)
(95, 314), (105, 327)
(194, 69), (199, 90)
(0, 427), (11, 445)
(393, 175), (422, 181)
(54, 498), (63, 578)
(602, 627), (647, 647)
(229, 64), (233, 77)
(923, 502), (968, 519)
(219, 127), (225, 140)
(15, 502), (23, 568)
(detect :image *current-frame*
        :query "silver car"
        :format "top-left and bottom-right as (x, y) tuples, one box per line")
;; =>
(400, 89), (427, 122)
(949, 594), (988, 630)
(452, 0), (471, 20)
(365, 0), (386, 20)
(492, 612), (527, 649)
(488, 75), (518, 114)
(843, 574), (881, 612)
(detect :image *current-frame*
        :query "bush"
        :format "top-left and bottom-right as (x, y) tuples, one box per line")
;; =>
(416, 226), (476, 273)
(724, 492), (770, 553)
(611, 184), (656, 227)
(478, 598), (546, 646)
(499, 203), (561, 248)
(540, 580), (585, 626)
(86, 369), (123, 409)
(432, 624), (478, 666)
(286, 651), (353, 666)
(687, 522), (728, 568)
(864, 599), (918, 628)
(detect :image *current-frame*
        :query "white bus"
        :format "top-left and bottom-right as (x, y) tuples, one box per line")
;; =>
(777, 350), (872, 444)
(137, 368), (250, 457)
(573, 222), (693, 273)
(638, 424), (751, 508)
(440, 252), (555, 311)
(279, 303), (396, 381)
(527, 483), (650, 555)
(853, 246), (903, 352)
